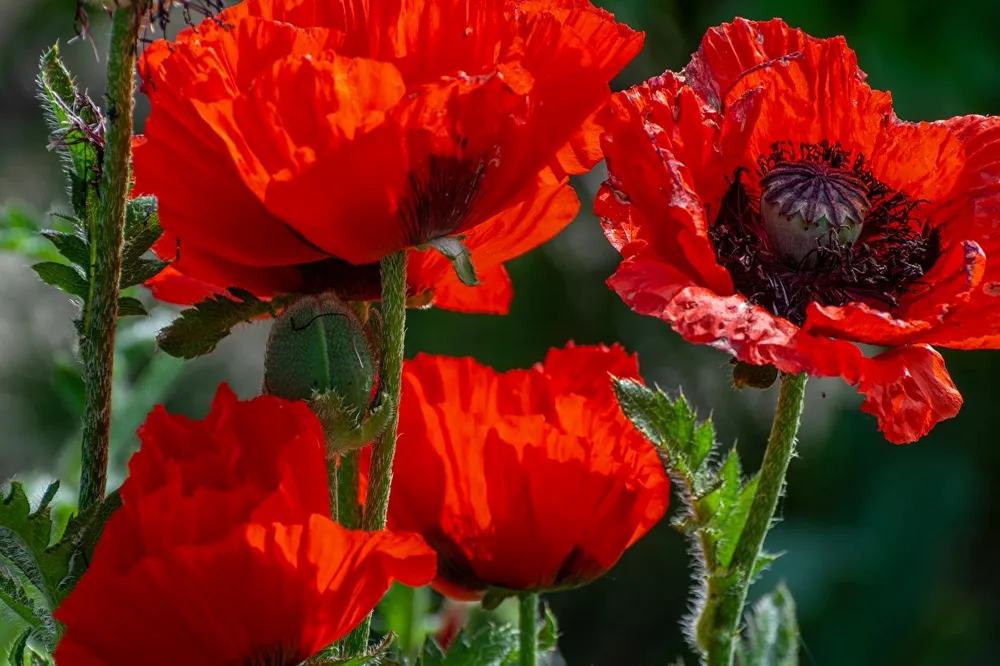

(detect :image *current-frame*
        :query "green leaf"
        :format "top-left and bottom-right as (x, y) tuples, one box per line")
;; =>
(8, 629), (30, 666)
(120, 257), (168, 290)
(506, 604), (560, 664)
(0, 483), (122, 613)
(120, 197), (166, 289)
(56, 490), (123, 597)
(0, 569), (45, 632)
(377, 584), (432, 658)
(124, 196), (158, 239)
(31, 262), (88, 300)
(613, 379), (717, 491)
(37, 45), (74, 109)
(751, 551), (783, 581)
(37, 44), (102, 216)
(307, 633), (393, 665)
(39, 230), (89, 271)
(0, 483), (63, 602)
(116, 296), (149, 318)
(420, 624), (518, 666)
(422, 236), (479, 287)
(157, 289), (287, 359)
(735, 584), (799, 666)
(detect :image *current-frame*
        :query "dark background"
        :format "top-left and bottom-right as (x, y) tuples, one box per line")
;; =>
(2, 1), (1000, 664)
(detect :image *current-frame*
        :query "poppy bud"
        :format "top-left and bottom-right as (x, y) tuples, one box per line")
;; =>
(760, 161), (868, 266)
(263, 294), (378, 420)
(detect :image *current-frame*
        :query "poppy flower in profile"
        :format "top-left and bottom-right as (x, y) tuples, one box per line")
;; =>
(135, 0), (642, 314)
(54, 385), (436, 666)
(597, 18), (1000, 443)
(369, 344), (670, 600)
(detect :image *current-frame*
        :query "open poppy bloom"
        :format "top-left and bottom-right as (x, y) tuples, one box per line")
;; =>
(597, 18), (1000, 443)
(136, 0), (642, 314)
(371, 344), (670, 600)
(54, 385), (436, 666)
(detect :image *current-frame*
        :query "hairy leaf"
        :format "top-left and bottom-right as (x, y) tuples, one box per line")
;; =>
(307, 633), (393, 665)
(31, 262), (89, 300)
(0, 569), (44, 632)
(116, 296), (149, 318)
(506, 604), (560, 664)
(0, 483), (122, 613)
(420, 623), (518, 666)
(735, 584), (799, 666)
(614, 379), (716, 492)
(120, 196), (166, 288)
(39, 230), (89, 271)
(157, 289), (287, 359)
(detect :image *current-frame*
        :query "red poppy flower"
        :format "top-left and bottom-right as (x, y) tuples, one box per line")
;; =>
(135, 0), (642, 314)
(54, 385), (436, 666)
(597, 18), (1000, 443)
(366, 344), (670, 600)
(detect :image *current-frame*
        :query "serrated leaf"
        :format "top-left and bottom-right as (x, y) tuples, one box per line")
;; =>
(37, 44), (102, 207)
(420, 624), (517, 666)
(32, 262), (88, 300)
(38, 45), (74, 109)
(0, 483), (121, 612)
(735, 584), (799, 666)
(39, 230), (89, 271)
(57, 490), (122, 597)
(751, 551), (783, 581)
(157, 289), (286, 359)
(506, 605), (560, 664)
(124, 196), (157, 238)
(0, 483), (62, 600)
(715, 476), (759, 570)
(308, 633), (393, 665)
(613, 379), (717, 487)
(119, 258), (168, 290)
(120, 197), (165, 289)
(116, 296), (149, 318)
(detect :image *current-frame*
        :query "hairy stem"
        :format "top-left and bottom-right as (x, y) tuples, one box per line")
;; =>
(519, 592), (539, 666)
(344, 249), (407, 655)
(337, 452), (360, 530)
(706, 372), (808, 666)
(79, 7), (141, 511)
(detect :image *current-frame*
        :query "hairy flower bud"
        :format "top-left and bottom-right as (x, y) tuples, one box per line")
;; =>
(263, 295), (378, 417)
(760, 161), (869, 266)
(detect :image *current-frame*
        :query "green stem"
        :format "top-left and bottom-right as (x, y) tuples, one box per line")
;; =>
(327, 457), (339, 523)
(337, 452), (360, 530)
(78, 6), (141, 511)
(706, 372), (808, 666)
(344, 250), (408, 655)
(519, 592), (539, 666)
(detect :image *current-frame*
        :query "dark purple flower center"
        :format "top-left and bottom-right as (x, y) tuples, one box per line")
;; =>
(708, 140), (939, 326)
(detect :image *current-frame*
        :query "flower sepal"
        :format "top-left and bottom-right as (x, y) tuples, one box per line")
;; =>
(418, 236), (479, 287)
(310, 390), (394, 456)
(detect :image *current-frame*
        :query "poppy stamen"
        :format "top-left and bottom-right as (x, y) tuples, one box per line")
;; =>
(709, 139), (940, 325)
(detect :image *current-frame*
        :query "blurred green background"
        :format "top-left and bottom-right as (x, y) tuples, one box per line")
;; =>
(2, 1), (1000, 664)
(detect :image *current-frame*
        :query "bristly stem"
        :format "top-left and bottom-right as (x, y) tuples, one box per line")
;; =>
(707, 372), (808, 666)
(519, 592), (539, 666)
(78, 6), (142, 511)
(337, 452), (360, 530)
(343, 249), (408, 655)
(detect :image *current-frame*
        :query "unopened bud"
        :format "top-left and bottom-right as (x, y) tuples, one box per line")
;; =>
(263, 295), (378, 418)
